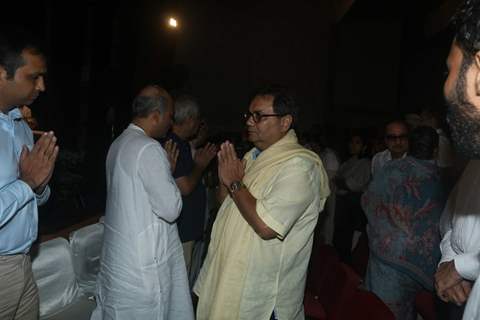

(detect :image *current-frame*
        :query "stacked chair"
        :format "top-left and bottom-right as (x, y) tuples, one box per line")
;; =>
(31, 221), (104, 320)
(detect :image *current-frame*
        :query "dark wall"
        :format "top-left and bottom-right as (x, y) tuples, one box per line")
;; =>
(172, 0), (334, 132)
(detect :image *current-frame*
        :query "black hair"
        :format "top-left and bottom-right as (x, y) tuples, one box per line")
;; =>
(349, 130), (370, 159)
(452, 0), (480, 62)
(0, 27), (43, 79)
(251, 85), (298, 129)
(409, 126), (439, 160)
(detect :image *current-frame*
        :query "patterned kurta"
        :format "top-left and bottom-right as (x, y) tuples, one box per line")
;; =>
(362, 156), (447, 319)
(362, 156), (447, 288)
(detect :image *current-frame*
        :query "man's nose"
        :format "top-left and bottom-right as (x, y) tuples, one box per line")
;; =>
(245, 115), (255, 126)
(36, 76), (46, 92)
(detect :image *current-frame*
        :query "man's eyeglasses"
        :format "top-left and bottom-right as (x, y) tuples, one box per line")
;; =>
(243, 111), (286, 123)
(385, 134), (408, 141)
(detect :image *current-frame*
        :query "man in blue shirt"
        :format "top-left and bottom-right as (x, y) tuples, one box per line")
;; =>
(164, 95), (216, 275)
(0, 29), (58, 320)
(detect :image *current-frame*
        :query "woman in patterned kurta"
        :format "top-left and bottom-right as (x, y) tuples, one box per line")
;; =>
(362, 127), (447, 320)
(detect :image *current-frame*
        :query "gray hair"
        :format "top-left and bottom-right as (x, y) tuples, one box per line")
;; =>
(174, 95), (200, 124)
(132, 95), (168, 118)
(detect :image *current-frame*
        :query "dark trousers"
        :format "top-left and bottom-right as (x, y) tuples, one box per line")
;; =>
(333, 192), (366, 264)
(436, 297), (465, 320)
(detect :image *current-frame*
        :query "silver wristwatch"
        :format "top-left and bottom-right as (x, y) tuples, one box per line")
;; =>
(229, 181), (245, 195)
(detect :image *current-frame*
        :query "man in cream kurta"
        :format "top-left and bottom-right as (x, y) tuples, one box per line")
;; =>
(194, 87), (329, 320)
(91, 86), (194, 320)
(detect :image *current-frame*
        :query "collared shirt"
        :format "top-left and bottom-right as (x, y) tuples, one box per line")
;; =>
(163, 132), (206, 242)
(371, 149), (406, 177)
(0, 108), (50, 255)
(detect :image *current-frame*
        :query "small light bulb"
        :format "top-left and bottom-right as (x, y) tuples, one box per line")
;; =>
(168, 18), (178, 28)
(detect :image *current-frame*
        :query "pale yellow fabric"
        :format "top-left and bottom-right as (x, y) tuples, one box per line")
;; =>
(193, 130), (329, 320)
(182, 240), (195, 273)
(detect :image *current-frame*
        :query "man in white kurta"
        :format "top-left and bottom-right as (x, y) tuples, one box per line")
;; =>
(91, 86), (194, 320)
(436, 3), (480, 317)
(194, 88), (329, 320)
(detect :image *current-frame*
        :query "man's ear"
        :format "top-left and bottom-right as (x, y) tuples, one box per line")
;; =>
(281, 114), (293, 132)
(474, 51), (480, 96)
(152, 110), (162, 123)
(0, 65), (8, 83)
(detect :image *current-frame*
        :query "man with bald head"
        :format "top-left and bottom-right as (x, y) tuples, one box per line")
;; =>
(371, 120), (409, 177)
(91, 85), (194, 320)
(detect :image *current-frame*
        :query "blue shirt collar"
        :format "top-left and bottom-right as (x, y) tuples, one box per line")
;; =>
(252, 148), (261, 160)
(0, 108), (22, 135)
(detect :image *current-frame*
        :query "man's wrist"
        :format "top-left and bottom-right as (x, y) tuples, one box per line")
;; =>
(228, 180), (245, 196)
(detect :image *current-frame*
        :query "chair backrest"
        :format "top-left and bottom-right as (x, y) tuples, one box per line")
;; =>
(69, 222), (104, 295)
(318, 263), (361, 320)
(415, 290), (437, 320)
(31, 237), (81, 317)
(342, 289), (395, 320)
(306, 244), (340, 292)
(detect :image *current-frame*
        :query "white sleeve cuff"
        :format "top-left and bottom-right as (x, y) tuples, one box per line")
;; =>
(454, 252), (480, 281)
(35, 185), (51, 206)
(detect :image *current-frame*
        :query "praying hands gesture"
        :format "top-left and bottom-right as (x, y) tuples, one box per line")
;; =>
(435, 260), (471, 305)
(194, 142), (217, 169)
(164, 139), (179, 173)
(217, 141), (245, 188)
(19, 131), (59, 194)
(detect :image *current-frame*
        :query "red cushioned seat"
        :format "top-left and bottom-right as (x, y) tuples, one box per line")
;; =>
(306, 244), (339, 292)
(342, 289), (395, 320)
(303, 290), (327, 320)
(415, 290), (437, 320)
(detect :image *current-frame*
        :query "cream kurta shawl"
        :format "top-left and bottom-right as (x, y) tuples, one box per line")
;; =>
(194, 130), (329, 320)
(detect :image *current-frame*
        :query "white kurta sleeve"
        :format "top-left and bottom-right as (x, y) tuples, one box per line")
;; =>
(138, 143), (182, 223)
(256, 158), (322, 239)
(454, 251), (480, 281)
(439, 229), (457, 265)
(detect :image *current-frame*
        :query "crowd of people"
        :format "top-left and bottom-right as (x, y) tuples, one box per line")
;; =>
(5, 0), (480, 320)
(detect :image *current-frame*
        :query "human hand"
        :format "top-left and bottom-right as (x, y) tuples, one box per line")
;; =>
(164, 139), (179, 173)
(217, 141), (245, 188)
(194, 142), (217, 169)
(19, 131), (59, 191)
(435, 260), (463, 297)
(437, 280), (471, 306)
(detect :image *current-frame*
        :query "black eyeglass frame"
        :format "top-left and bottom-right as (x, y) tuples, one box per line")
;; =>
(243, 111), (288, 123)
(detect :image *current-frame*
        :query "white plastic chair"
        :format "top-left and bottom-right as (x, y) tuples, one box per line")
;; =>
(69, 222), (104, 295)
(31, 237), (82, 318)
